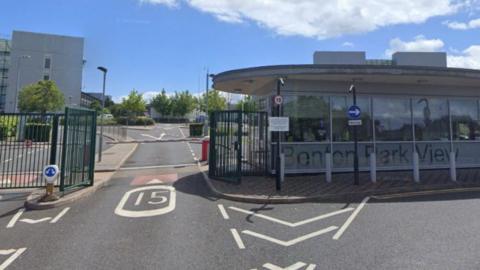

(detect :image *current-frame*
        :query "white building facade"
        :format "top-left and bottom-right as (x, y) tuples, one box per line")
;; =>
(3, 31), (84, 112)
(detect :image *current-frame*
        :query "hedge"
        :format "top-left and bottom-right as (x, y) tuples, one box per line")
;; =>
(116, 116), (155, 126)
(189, 123), (204, 137)
(24, 123), (51, 142)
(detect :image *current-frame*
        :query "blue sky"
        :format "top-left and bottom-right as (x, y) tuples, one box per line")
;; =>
(1, 0), (479, 102)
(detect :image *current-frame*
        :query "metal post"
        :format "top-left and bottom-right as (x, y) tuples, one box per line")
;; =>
(205, 70), (210, 136)
(352, 86), (360, 185)
(97, 67), (107, 162)
(276, 79), (282, 191)
(49, 115), (59, 165)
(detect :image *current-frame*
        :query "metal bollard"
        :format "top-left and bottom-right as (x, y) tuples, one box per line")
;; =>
(370, 153), (376, 183)
(413, 152), (420, 183)
(450, 152), (457, 182)
(325, 153), (332, 183)
(280, 153), (285, 183)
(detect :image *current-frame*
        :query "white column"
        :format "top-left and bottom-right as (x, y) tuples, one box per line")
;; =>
(369, 153), (376, 183)
(413, 152), (420, 183)
(325, 153), (332, 183)
(450, 152), (457, 182)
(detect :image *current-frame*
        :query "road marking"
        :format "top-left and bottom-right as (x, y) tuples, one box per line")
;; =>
(19, 217), (51, 224)
(50, 207), (70, 223)
(228, 206), (354, 227)
(333, 196), (370, 240)
(135, 192), (144, 206)
(262, 262), (315, 270)
(6, 208), (24, 228)
(178, 127), (187, 139)
(242, 226), (338, 247)
(218, 204), (230, 219)
(119, 163), (197, 171)
(115, 185), (176, 218)
(0, 248), (27, 270)
(230, 229), (245, 249)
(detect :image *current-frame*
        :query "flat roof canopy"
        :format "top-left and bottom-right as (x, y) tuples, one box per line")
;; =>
(212, 65), (480, 95)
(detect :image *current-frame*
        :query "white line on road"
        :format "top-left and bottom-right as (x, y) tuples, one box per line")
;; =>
(178, 127), (187, 139)
(218, 204), (230, 220)
(263, 262), (307, 270)
(19, 217), (51, 224)
(228, 206), (354, 227)
(119, 163), (197, 171)
(50, 207), (70, 223)
(134, 192), (144, 206)
(0, 248), (27, 270)
(333, 196), (370, 240)
(6, 208), (24, 228)
(230, 228), (245, 249)
(242, 226), (338, 247)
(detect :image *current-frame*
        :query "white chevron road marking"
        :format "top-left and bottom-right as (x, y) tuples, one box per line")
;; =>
(19, 217), (51, 224)
(0, 248), (27, 270)
(242, 226), (338, 247)
(228, 206), (354, 227)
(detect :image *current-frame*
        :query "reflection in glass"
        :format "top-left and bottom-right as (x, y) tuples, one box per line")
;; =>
(282, 95), (329, 142)
(413, 98), (449, 141)
(373, 97), (412, 141)
(450, 99), (480, 140)
(331, 96), (372, 142)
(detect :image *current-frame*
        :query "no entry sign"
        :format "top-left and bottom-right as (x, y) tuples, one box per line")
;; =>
(274, 95), (283, 105)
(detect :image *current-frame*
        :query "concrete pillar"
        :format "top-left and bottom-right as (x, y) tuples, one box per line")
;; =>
(450, 152), (457, 182)
(413, 152), (420, 183)
(325, 153), (332, 183)
(369, 153), (376, 183)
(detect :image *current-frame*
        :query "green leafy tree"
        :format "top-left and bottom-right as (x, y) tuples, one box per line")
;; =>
(236, 95), (257, 112)
(170, 90), (196, 117)
(198, 90), (227, 113)
(18, 80), (65, 113)
(104, 96), (115, 108)
(89, 100), (102, 112)
(109, 103), (127, 118)
(150, 89), (172, 116)
(121, 90), (146, 117)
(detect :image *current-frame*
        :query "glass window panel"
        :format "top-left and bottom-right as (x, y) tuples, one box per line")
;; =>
(373, 97), (412, 141)
(413, 98), (449, 141)
(282, 95), (329, 142)
(450, 99), (480, 141)
(331, 96), (372, 142)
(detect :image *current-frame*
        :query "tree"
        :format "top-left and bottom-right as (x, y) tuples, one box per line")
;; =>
(89, 100), (102, 112)
(236, 95), (257, 112)
(150, 89), (172, 116)
(170, 90), (196, 117)
(104, 96), (115, 108)
(18, 80), (64, 113)
(121, 90), (146, 117)
(198, 90), (227, 113)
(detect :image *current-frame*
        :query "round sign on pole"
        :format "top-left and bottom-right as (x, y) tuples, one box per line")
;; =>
(274, 95), (283, 106)
(347, 105), (361, 119)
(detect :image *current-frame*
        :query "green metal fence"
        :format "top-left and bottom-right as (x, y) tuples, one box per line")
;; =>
(60, 107), (97, 191)
(209, 111), (268, 183)
(0, 107), (96, 190)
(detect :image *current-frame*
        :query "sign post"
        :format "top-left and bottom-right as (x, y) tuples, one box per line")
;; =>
(348, 85), (361, 185)
(274, 78), (285, 191)
(41, 165), (60, 202)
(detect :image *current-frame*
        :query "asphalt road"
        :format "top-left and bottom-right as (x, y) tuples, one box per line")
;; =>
(2, 124), (480, 269)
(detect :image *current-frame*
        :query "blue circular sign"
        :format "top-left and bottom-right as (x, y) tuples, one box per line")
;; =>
(348, 105), (361, 119)
(44, 166), (57, 177)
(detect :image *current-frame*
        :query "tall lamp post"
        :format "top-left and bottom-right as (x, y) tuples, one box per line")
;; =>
(97, 66), (108, 162)
(205, 71), (215, 136)
(349, 84), (360, 185)
(13, 55), (31, 112)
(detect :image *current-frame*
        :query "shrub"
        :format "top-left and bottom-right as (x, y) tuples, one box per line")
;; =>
(0, 116), (18, 139)
(189, 123), (204, 137)
(24, 123), (51, 142)
(116, 116), (155, 126)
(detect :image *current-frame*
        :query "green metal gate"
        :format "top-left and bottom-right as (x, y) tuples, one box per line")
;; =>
(60, 107), (97, 191)
(209, 111), (268, 183)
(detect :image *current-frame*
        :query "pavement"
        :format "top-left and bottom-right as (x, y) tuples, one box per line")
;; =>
(203, 167), (480, 203)
(3, 123), (480, 269)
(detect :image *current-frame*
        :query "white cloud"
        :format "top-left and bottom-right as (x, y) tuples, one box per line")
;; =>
(443, 18), (480, 29)
(385, 35), (445, 56)
(448, 45), (480, 69)
(342, 42), (355, 48)
(140, 0), (464, 39)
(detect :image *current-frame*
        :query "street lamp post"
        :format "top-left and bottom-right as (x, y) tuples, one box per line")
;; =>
(276, 77), (285, 191)
(205, 71), (214, 136)
(349, 84), (360, 185)
(13, 55), (31, 112)
(97, 66), (108, 162)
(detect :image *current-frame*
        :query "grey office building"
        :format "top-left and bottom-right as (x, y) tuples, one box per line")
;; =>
(2, 31), (84, 112)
